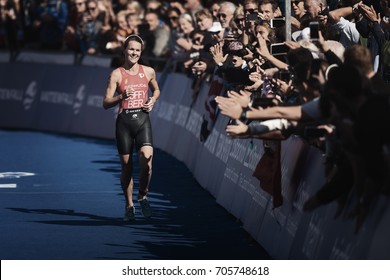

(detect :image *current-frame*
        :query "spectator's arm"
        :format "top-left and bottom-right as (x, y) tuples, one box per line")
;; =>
(328, 6), (354, 24)
(256, 35), (288, 69)
(317, 31), (343, 65)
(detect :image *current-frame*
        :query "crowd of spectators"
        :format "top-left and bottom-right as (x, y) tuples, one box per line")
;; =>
(1, 0), (390, 232)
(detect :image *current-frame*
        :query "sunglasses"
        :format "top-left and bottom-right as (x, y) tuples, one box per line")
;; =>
(169, 16), (178, 21)
(217, 13), (227, 19)
(88, 6), (97, 11)
(75, 1), (85, 5)
(244, 8), (257, 13)
(291, 1), (303, 5)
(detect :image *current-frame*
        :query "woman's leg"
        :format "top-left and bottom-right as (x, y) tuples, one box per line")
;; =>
(120, 154), (134, 207)
(138, 145), (153, 200)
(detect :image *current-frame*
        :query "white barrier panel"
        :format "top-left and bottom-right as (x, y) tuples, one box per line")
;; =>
(16, 51), (75, 65)
(1, 60), (389, 259)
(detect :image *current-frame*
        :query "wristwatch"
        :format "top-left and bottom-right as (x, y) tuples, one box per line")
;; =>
(239, 109), (247, 122)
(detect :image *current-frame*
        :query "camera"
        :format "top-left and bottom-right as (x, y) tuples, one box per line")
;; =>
(270, 18), (285, 28)
(246, 11), (259, 22)
(278, 68), (294, 83)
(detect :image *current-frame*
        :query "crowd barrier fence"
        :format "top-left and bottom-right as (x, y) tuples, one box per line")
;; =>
(1, 51), (389, 259)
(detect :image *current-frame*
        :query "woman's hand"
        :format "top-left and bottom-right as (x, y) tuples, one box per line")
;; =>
(143, 97), (156, 112)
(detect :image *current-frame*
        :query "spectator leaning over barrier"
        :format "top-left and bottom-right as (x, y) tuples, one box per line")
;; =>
(214, 30), (346, 139)
(103, 35), (160, 221)
(211, 39), (253, 88)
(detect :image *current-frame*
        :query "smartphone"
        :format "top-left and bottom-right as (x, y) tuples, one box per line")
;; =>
(270, 43), (289, 55)
(309, 21), (319, 41)
(270, 18), (285, 28)
(246, 11), (258, 21)
(311, 59), (321, 75)
(304, 127), (327, 138)
(279, 69), (291, 82)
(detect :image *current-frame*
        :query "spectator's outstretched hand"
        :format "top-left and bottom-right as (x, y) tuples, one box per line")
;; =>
(210, 43), (228, 65)
(227, 90), (251, 108)
(215, 96), (243, 120)
(274, 78), (292, 96)
(192, 61), (207, 76)
(247, 70), (265, 91)
(256, 33), (271, 59)
(226, 120), (250, 138)
(360, 4), (381, 23)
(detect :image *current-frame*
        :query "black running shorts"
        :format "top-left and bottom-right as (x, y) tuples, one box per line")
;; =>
(115, 109), (153, 155)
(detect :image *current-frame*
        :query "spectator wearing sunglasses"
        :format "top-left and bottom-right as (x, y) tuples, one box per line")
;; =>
(217, 1), (236, 30)
(291, 0), (309, 29)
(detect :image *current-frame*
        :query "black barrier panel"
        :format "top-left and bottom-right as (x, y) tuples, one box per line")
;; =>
(0, 62), (115, 138)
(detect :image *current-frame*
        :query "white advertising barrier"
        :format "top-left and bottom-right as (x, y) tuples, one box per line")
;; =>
(1, 59), (390, 259)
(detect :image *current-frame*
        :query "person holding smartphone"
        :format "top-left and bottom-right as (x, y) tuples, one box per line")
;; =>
(103, 35), (160, 221)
